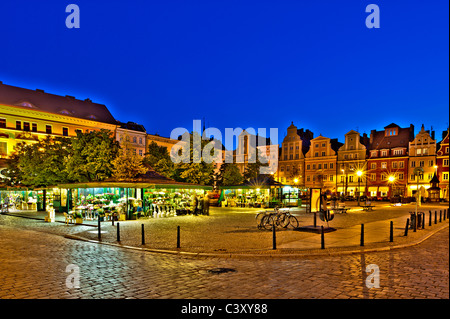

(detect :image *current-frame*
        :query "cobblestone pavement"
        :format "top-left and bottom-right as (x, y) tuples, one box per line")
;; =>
(0, 217), (448, 300)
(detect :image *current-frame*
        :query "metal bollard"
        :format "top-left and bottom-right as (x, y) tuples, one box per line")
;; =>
(422, 212), (425, 229)
(321, 226), (325, 249)
(389, 221), (394, 242)
(117, 222), (120, 242)
(440, 210), (442, 222)
(435, 211), (437, 224)
(177, 226), (180, 248)
(141, 224), (145, 245)
(429, 211), (432, 227)
(413, 213), (417, 232)
(404, 218), (409, 236)
(98, 218), (101, 240)
(272, 223), (276, 250)
(360, 224), (364, 246)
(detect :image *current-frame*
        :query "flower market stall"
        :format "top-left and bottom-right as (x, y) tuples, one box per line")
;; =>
(219, 175), (286, 208)
(57, 168), (212, 221)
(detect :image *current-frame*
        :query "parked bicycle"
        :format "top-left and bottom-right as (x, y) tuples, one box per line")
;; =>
(256, 207), (299, 230)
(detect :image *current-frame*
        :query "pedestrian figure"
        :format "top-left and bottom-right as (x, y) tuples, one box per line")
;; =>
(191, 195), (198, 215)
(203, 195), (210, 215)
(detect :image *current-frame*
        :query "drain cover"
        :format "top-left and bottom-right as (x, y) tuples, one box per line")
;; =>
(207, 268), (236, 274)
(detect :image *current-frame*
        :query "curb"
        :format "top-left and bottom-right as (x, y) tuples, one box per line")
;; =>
(64, 222), (449, 259)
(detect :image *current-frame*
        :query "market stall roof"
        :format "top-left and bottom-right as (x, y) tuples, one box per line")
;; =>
(57, 167), (212, 190)
(219, 175), (285, 189)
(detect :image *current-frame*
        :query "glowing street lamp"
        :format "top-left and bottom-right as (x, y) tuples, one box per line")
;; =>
(357, 170), (363, 206)
(388, 175), (395, 200)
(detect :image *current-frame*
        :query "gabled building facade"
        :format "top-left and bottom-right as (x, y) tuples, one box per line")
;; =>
(407, 125), (437, 198)
(436, 129), (449, 201)
(336, 130), (369, 197)
(366, 123), (414, 199)
(304, 135), (342, 193)
(277, 122), (313, 186)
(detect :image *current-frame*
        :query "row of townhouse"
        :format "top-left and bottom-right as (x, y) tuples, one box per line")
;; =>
(277, 122), (449, 201)
(0, 82), (179, 175)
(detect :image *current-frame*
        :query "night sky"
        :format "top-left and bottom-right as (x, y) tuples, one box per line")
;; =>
(0, 0), (448, 146)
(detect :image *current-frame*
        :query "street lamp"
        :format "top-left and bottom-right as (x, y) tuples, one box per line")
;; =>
(388, 175), (395, 201)
(357, 170), (363, 206)
(413, 167), (424, 215)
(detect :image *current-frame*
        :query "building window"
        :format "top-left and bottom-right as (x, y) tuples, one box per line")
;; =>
(62, 127), (69, 136)
(381, 150), (387, 156)
(139, 137), (143, 144)
(381, 162), (387, 169)
(370, 174), (376, 181)
(444, 159), (449, 166)
(371, 150), (377, 157)
(306, 164), (310, 170)
(393, 149), (403, 155)
(0, 142), (7, 156)
(318, 164), (322, 169)
(280, 166), (284, 172)
(398, 173), (404, 180)
(32, 123), (37, 132)
(314, 152), (319, 157)
(428, 160), (433, 167)
(329, 175), (333, 181)
(23, 122), (30, 131)
(411, 161), (416, 168)
(324, 163), (327, 169)
(321, 151), (326, 156)
(295, 154), (299, 159)
(399, 161), (404, 168)
(329, 163), (333, 169)
(75, 129), (82, 134)
(371, 163), (376, 169)
(419, 161), (424, 167)
(16, 121), (21, 130)
(46, 125), (52, 134)
(139, 149), (143, 156)
(443, 173), (449, 181)
(0, 118), (5, 128)
(392, 162), (398, 169)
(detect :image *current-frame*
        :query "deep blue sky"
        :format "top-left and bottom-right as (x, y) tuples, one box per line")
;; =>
(0, 0), (448, 146)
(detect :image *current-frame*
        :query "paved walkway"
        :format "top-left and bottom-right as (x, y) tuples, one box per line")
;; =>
(2, 202), (448, 257)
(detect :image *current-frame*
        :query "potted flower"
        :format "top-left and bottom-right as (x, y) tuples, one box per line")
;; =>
(74, 211), (84, 224)
(97, 208), (105, 221)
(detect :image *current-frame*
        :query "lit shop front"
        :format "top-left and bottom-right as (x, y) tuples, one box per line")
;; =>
(57, 181), (212, 220)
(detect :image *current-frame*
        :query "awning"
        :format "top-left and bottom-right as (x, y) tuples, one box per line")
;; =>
(368, 187), (378, 192)
(379, 187), (389, 192)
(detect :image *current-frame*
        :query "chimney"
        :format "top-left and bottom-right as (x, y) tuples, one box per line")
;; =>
(431, 130), (435, 140)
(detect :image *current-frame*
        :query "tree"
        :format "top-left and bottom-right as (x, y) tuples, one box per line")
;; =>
(143, 141), (175, 179)
(66, 129), (120, 182)
(221, 163), (244, 186)
(172, 132), (216, 185)
(112, 142), (147, 180)
(3, 136), (72, 188)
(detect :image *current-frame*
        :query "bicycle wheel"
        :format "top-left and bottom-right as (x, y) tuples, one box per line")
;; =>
(255, 212), (265, 229)
(278, 213), (290, 228)
(262, 214), (276, 230)
(288, 215), (299, 229)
